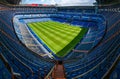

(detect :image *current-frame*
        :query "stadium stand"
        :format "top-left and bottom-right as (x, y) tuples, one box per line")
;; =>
(0, 2), (120, 79)
(110, 60), (120, 79)
(12, 12), (106, 60)
(0, 53), (16, 79)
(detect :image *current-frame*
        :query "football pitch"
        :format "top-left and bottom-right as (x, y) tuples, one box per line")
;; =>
(28, 21), (88, 57)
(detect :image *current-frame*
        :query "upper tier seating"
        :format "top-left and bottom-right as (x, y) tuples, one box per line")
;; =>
(63, 5), (120, 79)
(0, 4), (120, 79)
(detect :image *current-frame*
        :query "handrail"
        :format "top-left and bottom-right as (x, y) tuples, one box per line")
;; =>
(12, 13), (106, 60)
(1, 42), (34, 76)
(73, 40), (120, 79)
(0, 17), (55, 62)
(0, 53), (20, 79)
(102, 54), (120, 79)
(44, 65), (55, 79)
(64, 19), (120, 62)
(65, 34), (118, 73)
(64, 21), (119, 66)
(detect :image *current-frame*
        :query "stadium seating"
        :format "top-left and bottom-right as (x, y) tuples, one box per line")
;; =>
(0, 3), (120, 79)
(12, 13), (106, 60)
(63, 4), (120, 79)
(110, 58), (120, 79)
(0, 54), (12, 79)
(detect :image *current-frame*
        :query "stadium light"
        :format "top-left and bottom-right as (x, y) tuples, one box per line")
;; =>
(93, 2), (98, 14)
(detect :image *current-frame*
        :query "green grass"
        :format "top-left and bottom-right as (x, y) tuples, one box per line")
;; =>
(28, 21), (88, 57)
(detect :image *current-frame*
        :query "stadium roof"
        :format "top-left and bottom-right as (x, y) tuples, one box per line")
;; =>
(20, 0), (96, 6)
(1, 0), (119, 6)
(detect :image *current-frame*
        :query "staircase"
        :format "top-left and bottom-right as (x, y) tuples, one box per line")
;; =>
(51, 61), (66, 79)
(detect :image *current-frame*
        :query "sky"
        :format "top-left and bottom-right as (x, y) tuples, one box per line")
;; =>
(20, 0), (96, 6)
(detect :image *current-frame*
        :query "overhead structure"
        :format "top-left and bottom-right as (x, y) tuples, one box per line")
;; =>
(96, 0), (120, 4)
(5, 0), (21, 4)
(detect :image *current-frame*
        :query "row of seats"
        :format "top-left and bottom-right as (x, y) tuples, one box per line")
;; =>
(0, 53), (13, 79)
(13, 13), (106, 60)
(63, 5), (120, 79)
(0, 4), (120, 79)
(13, 16), (51, 58)
(0, 7), (55, 79)
(110, 60), (120, 79)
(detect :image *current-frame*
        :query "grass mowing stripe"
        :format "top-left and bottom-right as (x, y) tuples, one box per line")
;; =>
(29, 24), (62, 53)
(28, 21), (88, 57)
(29, 23), (62, 49)
(38, 22), (81, 42)
(30, 23), (70, 51)
(31, 23), (66, 46)
(40, 22), (80, 36)
(45, 21), (80, 32)
(37, 22), (78, 40)
(42, 21), (80, 33)
(36, 22), (74, 41)
(35, 23), (70, 43)
(49, 21), (80, 31)
(56, 28), (88, 57)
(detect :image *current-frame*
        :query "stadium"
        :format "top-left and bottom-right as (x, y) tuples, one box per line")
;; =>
(0, 0), (120, 79)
